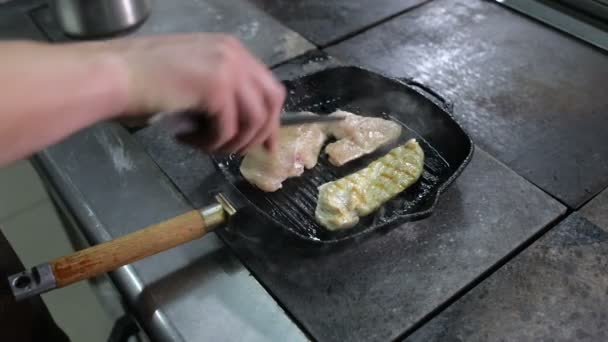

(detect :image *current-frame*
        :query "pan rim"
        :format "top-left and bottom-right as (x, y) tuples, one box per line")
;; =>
(213, 65), (475, 244)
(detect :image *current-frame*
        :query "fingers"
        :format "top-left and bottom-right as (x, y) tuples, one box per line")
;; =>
(160, 34), (286, 155)
(176, 99), (237, 154)
(221, 50), (285, 155)
(197, 95), (237, 153)
(243, 59), (286, 154)
(220, 80), (266, 153)
(261, 84), (284, 153)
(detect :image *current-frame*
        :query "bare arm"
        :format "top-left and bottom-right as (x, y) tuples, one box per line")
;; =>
(0, 41), (128, 166)
(0, 34), (286, 167)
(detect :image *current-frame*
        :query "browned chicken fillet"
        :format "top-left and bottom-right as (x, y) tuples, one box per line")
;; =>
(316, 139), (425, 231)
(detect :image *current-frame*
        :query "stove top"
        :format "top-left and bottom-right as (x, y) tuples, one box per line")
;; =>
(496, 0), (608, 51)
(556, 0), (608, 20)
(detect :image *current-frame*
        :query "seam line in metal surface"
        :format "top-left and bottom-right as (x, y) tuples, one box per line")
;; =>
(0, 197), (47, 224)
(213, 232), (317, 342)
(318, 0), (435, 49)
(26, 4), (54, 42)
(396, 209), (571, 341)
(270, 49), (323, 70)
(573, 179), (608, 211)
(494, 0), (608, 54)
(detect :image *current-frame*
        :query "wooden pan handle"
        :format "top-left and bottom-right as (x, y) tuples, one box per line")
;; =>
(50, 204), (225, 288)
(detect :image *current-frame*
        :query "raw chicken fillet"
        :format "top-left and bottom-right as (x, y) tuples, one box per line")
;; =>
(240, 110), (403, 192)
(239, 119), (326, 192)
(325, 110), (402, 166)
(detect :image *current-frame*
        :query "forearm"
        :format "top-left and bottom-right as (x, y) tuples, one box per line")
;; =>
(0, 40), (129, 166)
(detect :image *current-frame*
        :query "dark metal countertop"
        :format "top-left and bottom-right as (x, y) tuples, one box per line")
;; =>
(137, 119), (565, 341)
(327, 0), (608, 209)
(247, 0), (430, 46)
(407, 211), (608, 341)
(2, 0), (607, 340)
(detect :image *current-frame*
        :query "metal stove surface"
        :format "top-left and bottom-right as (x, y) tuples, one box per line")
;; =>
(496, 0), (608, 51)
(28, 0), (314, 66)
(135, 52), (565, 340)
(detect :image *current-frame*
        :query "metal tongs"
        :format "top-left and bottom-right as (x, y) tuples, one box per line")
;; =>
(279, 111), (345, 125)
(144, 111), (344, 139)
(148, 110), (345, 129)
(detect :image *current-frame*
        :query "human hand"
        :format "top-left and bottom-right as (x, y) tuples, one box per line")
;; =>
(108, 33), (286, 154)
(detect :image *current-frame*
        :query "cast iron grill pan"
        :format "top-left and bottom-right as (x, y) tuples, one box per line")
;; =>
(213, 66), (473, 243)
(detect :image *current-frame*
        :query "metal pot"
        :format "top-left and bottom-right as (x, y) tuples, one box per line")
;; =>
(54, 0), (152, 38)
